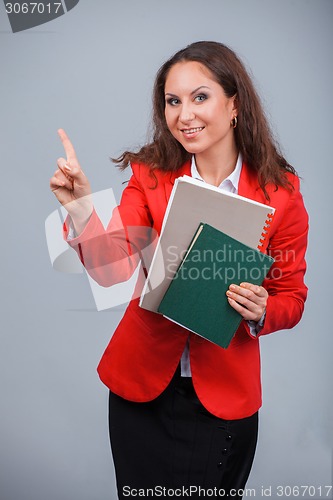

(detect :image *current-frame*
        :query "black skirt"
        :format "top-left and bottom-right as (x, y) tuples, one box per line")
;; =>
(108, 366), (258, 499)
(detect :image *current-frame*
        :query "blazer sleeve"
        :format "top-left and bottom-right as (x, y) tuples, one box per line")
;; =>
(252, 175), (309, 336)
(63, 165), (157, 287)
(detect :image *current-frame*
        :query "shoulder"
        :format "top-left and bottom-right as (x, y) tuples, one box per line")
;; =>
(241, 162), (300, 201)
(130, 162), (166, 187)
(130, 161), (191, 188)
(265, 171), (303, 210)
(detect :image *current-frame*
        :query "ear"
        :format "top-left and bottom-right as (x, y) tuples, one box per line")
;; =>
(231, 94), (238, 116)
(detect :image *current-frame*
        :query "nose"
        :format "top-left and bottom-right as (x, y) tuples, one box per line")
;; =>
(179, 103), (195, 124)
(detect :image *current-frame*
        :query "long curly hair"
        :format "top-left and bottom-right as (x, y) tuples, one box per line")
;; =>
(114, 41), (296, 197)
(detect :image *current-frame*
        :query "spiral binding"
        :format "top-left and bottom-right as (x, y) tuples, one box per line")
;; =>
(257, 211), (275, 249)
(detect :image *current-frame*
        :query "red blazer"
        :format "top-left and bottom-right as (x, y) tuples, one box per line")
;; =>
(65, 161), (308, 420)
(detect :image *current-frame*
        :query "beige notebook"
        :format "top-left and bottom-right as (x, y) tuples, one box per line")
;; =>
(139, 175), (275, 313)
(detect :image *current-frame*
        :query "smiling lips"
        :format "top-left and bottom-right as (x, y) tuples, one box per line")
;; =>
(180, 126), (205, 138)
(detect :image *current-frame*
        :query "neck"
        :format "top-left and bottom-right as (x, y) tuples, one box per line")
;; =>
(195, 142), (239, 187)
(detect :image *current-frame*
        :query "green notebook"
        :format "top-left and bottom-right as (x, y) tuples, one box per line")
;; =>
(158, 223), (274, 349)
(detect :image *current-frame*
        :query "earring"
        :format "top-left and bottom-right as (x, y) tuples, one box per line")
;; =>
(231, 116), (238, 129)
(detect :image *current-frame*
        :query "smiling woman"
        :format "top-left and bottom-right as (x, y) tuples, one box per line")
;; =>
(114, 41), (296, 199)
(50, 41), (308, 499)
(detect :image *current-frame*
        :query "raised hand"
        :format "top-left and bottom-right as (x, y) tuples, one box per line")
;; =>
(50, 129), (93, 232)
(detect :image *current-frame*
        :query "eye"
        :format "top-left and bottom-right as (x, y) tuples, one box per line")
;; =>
(194, 93), (208, 102)
(166, 97), (180, 106)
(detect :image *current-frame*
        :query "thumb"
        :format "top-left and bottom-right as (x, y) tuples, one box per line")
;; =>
(62, 161), (87, 184)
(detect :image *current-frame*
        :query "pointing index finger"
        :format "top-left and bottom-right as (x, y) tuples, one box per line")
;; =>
(58, 128), (78, 163)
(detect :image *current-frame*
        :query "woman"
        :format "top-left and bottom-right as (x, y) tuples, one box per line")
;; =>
(50, 41), (308, 498)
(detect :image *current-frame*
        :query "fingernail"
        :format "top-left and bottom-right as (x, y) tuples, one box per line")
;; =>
(63, 163), (71, 172)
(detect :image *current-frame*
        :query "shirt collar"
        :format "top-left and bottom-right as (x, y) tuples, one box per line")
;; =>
(191, 154), (242, 193)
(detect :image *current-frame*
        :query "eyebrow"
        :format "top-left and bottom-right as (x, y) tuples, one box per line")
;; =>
(165, 85), (211, 97)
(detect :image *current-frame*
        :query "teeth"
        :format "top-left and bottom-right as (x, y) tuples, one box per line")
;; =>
(183, 127), (204, 134)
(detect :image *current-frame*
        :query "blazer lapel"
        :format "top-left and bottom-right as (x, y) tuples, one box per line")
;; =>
(238, 162), (267, 204)
(163, 160), (191, 203)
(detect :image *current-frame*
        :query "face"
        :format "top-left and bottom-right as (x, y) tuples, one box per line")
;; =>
(164, 61), (237, 158)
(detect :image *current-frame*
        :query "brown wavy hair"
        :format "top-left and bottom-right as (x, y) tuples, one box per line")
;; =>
(114, 41), (296, 198)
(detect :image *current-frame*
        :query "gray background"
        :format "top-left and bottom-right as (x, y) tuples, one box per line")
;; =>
(1, 0), (332, 499)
